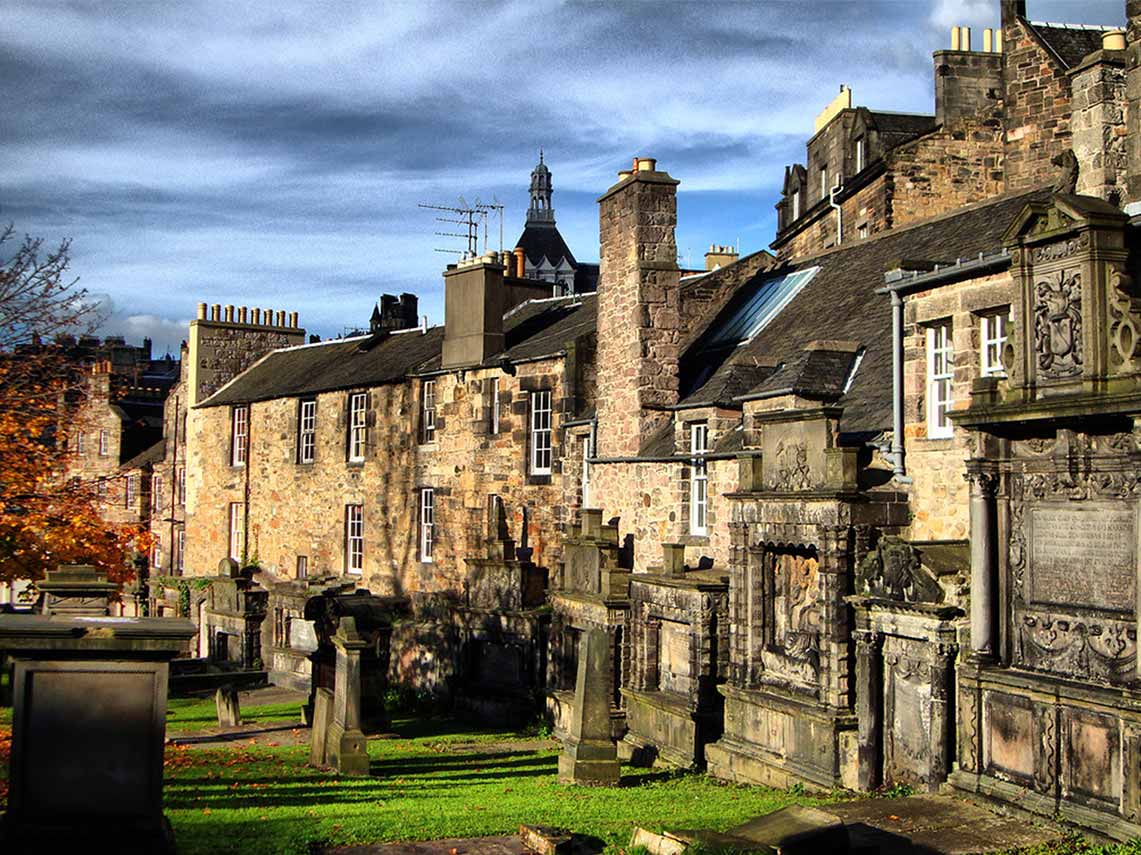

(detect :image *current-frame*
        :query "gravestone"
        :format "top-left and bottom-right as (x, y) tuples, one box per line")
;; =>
(308, 686), (334, 767)
(36, 564), (118, 617)
(558, 626), (620, 785)
(215, 685), (242, 727)
(0, 614), (196, 853)
(325, 616), (370, 775)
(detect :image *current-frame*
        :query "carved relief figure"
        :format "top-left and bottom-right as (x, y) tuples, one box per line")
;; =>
(856, 537), (942, 604)
(1034, 271), (1083, 379)
(762, 551), (821, 686)
(771, 439), (812, 491)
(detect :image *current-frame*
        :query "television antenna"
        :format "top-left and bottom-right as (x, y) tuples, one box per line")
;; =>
(418, 200), (481, 257)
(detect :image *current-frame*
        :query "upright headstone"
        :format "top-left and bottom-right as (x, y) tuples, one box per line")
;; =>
(215, 685), (242, 727)
(0, 614), (196, 853)
(558, 627), (620, 785)
(326, 616), (370, 775)
(308, 686), (334, 767)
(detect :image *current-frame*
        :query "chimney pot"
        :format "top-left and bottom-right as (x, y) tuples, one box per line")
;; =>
(961, 26), (971, 51)
(252, 308), (261, 324)
(239, 306), (248, 323)
(197, 303), (207, 320)
(951, 26), (961, 51)
(637, 157), (657, 172)
(617, 169), (633, 181)
(289, 311), (299, 327)
(224, 305), (234, 322)
(211, 304), (221, 321)
(1104, 29), (1126, 51)
(983, 27), (993, 52)
(276, 310), (285, 326)
(514, 246), (526, 278)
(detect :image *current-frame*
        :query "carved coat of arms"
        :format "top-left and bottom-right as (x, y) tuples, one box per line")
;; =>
(1034, 271), (1082, 379)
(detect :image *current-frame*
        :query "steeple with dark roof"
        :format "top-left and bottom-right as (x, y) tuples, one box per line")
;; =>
(527, 150), (555, 226)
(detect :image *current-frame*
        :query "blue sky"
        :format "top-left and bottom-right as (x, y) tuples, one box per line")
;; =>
(1, 0), (1125, 354)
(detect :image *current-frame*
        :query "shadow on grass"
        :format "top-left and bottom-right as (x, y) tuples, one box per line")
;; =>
(170, 723), (303, 745)
(385, 716), (520, 742)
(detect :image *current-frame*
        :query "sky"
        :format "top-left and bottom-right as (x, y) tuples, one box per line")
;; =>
(1, 0), (1126, 355)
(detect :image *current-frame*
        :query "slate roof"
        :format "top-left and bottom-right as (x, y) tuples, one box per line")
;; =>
(201, 294), (597, 408)
(122, 438), (166, 470)
(515, 222), (577, 268)
(868, 111), (937, 150)
(1029, 22), (1109, 68)
(740, 346), (859, 401)
(679, 186), (1053, 436)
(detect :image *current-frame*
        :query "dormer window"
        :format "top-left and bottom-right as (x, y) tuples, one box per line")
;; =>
(791, 189), (801, 221)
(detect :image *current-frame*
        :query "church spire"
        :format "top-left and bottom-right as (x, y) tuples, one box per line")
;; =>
(527, 150), (555, 226)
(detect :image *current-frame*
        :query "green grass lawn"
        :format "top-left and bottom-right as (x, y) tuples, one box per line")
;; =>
(165, 696), (304, 733)
(163, 717), (826, 855)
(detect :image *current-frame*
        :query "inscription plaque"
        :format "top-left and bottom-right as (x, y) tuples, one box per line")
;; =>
(1028, 505), (1137, 612)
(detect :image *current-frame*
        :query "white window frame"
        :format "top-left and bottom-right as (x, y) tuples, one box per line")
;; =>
(176, 529), (185, 572)
(296, 555), (308, 579)
(228, 502), (244, 563)
(298, 399), (316, 463)
(791, 189), (800, 221)
(348, 392), (367, 461)
(98, 429), (109, 456)
(151, 474), (163, 514)
(177, 465), (186, 505)
(231, 405), (248, 467)
(490, 378), (500, 435)
(530, 389), (552, 475)
(420, 488), (435, 563)
(152, 535), (162, 570)
(926, 322), (955, 439)
(581, 432), (593, 508)
(345, 504), (363, 574)
(422, 380), (437, 443)
(690, 423), (709, 535)
(980, 311), (1009, 378)
(855, 137), (865, 173)
(820, 166), (828, 200)
(125, 475), (137, 509)
(76, 431), (85, 455)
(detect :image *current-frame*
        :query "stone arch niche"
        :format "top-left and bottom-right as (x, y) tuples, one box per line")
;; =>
(951, 193), (1141, 840)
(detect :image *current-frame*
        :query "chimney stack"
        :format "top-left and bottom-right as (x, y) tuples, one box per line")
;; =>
(441, 252), (506, 369)
(594, 156), (680, 458)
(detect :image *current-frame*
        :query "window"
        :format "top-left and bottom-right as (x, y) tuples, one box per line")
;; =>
(76, 431), (85, 454)
(927, 322), (954, 439)
(420, 488), (435, 562)
(345, 504), (363, 574)
(151, 535), (162, 570)
(981, 311), (1009, 377)
(296, 555), (308, 580)
(820, 165), (828, 199)
(530, 389), (552, 475)
(690, 423), (709, 535)
(490, 378), (500, 435)
(177, 466), (186, 504)
(421, 380), (437, 443)
(228, 502), (244, 563)
(298, 399), (316, 463)
(97, 479), (107, 500)
(125, 475), (137, 509)
(231, 405), (248, 467)
(151, 474), (163, 513)
(98, 429), (109, 456)
(855, 137), (865, 173)
(857, 223), (869, 240)
(176, 529), (185, 572)
(581, 432), (593, 508)
(791, 189), (800, 221)
(348, 392), (367, 461)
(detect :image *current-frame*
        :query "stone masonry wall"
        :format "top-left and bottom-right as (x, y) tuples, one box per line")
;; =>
(890, 119), (1005, 229)
(595, 169), (681, 458)
(777, 174), (893, 261)
(902, 270), (1014, 542)
(1002, 16), (1076, 192)
(185, 354), (571, 598)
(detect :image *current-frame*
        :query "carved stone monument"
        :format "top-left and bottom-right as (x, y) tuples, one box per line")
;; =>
(0, 614), (196, 853)
(204, 558), (267, 670)
(326, 617), (370, 776)
(620, 542), (729, 768)
(951, 194), (1141, 840)
(558, 626), (620, 786)
(36, 564), (118, 617)
(547, 509), (631, 742)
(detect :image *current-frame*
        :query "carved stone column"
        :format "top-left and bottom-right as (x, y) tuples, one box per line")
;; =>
(818, 524), (853, 709)
(855, 628), (883, 790)
(967, 466), (998, 661)
(929, 640), (958, 784)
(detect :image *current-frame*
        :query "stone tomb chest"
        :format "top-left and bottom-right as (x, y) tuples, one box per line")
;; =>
(621, 544), (729, 768)
(204, 558), (267, 671)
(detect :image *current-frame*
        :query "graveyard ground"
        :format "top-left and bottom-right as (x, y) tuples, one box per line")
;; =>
(1, 691), (1141, 854)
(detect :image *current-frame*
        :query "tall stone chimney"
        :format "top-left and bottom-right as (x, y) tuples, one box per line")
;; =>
(1000, 0), (1026, 29)
(594, 157), (681, 458)
(441, 252), (505, 369)
(1126, 0), (1141, 207)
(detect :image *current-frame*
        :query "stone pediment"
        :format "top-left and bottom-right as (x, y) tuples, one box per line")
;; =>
(1002, 194), (1126, 246)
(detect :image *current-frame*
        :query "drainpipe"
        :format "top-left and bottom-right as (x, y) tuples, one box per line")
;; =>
(829, 178), (844, 246)
(890, 290), (910, 482)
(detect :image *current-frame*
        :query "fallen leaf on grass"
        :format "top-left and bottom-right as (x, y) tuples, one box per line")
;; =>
(888, 815), (901, 821)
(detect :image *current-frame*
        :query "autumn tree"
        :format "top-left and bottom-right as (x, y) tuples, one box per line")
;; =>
(0, 224), (147, 584)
